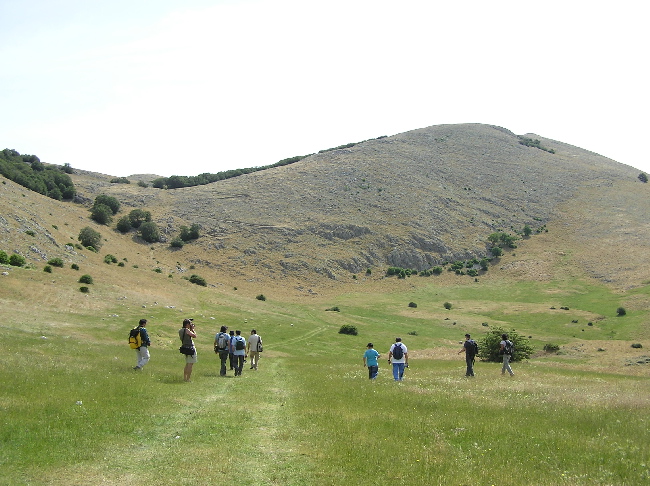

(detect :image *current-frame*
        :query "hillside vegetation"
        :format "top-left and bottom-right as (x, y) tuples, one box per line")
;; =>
(1, 123), (649, 485)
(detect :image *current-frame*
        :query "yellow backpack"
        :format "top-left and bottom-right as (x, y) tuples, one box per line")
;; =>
(128, 327), (143, 349)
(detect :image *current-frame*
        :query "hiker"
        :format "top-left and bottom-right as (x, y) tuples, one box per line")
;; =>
(232, 330), (247, 376)
(133, 318), (151, 370)
(228, 330), (236, 371)
(214, 325), (229, 376)
(363, 342), (380, 379)
(388, 337), (408, 381)
(179, 318), (197, 382)
(500, 333), (515, 376)
(458, 333), (477, 377)
(246, 329), (262, 370)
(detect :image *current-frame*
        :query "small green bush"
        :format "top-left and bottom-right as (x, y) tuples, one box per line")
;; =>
(44, 265), (52, 273)
(325, 306), (340, 312)
(616, 307), (626, 316)
(79, 286), (89, 293)
(444, 302), (452, 310)
(478, 327), (533, 362)
(25, 230), (35, 237)
(408, 302), (417, 308)
(79, 274), (93, 284)
(0, 250), (9, 264)
(631, 343), (643, 349)
(189, 274), (207, 286)
(256, 293), (266, 301)
(154, 268), (162, 273)
(71, 263), (79, 270)
(338, 325), (358, 336)
(47, 257), (64, 267)
(170, 237), (185, 248)
(543, 343), (560, 353)
(9, 254), (25, 267)
(104, 254), (117, 264)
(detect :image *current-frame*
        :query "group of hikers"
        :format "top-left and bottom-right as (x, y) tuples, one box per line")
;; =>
(131, 320), (515, 382)
(364, 333), (515, 381)
(130, 318), (263, 382)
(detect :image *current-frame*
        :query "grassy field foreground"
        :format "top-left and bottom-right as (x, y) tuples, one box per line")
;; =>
(1, 277), (649, 485)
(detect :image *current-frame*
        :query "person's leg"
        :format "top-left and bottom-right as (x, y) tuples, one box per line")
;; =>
(502, 355), (514, 376)
(184, 363), (192, 381)
(392, 363), (399, 381)
(466, 355), (473, 376)
(397, 363), (405, 381)
(229, 353), (235, 370)
(139, 346), (150, 369)
(250, 351), (259, 369)
(370, 365), (378, 379)
(219, 351), (228, 376)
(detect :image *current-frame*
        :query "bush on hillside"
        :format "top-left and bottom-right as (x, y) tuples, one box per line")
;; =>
(170, 237), (185, 248)
(116, 216), (132, 233)
(93, 195), (120, 215)
(408, 302), (417, 308)
(103, 254), (117, 264)
(0, 250), (9, 264)
(79, 286), (89, 293)
(47, 257), (64, 268)
(189, 274), (207, 286)
(78, 274), (93, 284)
(256, 294), (266, 301)
(180, 223), (200, 241)
(128, 209), (151, 228)
(638, 173), (648, 183)
(616, 307), (626, 316)
(444, 302), (452, 310)
(543, 343), (560, 353)
(139, 222), (161, 243)
(71, 263), (79, 270)
(478, 327), (533, 362)
(9, 254), (25, 267)
(44, 265), (52, 273)
(338, 325), (358, 336)
(90, 204), (113, 225)
(78, 227), (102, 250)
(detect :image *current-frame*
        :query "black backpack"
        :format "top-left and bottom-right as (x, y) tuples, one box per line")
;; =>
(469, 339), (479, 356)
(392, 343), (404, 360)
(504, 340), (514, 355)
(234, 337), (246, 350)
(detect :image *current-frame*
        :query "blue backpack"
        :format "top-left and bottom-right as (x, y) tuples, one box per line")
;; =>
(392, 343), (404, 360)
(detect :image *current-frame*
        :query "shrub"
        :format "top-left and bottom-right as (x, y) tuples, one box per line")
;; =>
(444, 302), (452, 310)
(71, 263), (79, 270)
(116, 216), (132, 233)
(154, 268), (162, 273)
(117, 262), (124, 267)
(90, 204), (113, 225)
(170, 237), (185, 248)
(616, 307), (626, 316)
(128, 209), (151, 228)
(25, 230), (35, 237)
(408, 302), (417, 308)
(79, 286), (89, 293)
(78, 274), (93, 284)
(338, 325), (358, 336)
(104, 254), (117, 264)
(78, 227), (102, 250)
(407, 331), (418, 336)
(325, 306), (340, 312)
(256, 294), (266, 301)
(543, 343), (560, 353)
(44, 265), (52, 273)
(93, 195), (120, 215)
(639, 173), (648, 183)
(189, 274), (207, 286)
(478, 327), (533, 362)
(0, 250), (8, 264)
(179, 223), (200, 241)
(47, 257), (64, 267)
(139, 221), (161, 243)
(631, 343), (643, 349)
(9, 254), (25, 267)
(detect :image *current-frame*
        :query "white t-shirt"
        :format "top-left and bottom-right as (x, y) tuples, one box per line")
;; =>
(248, 334), (261, 351)
(389, 343), (407, 363)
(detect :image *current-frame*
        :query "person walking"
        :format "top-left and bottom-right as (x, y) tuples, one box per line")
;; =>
(133, 318), (151, 370)
(214, 325), (230, 376)
(179, 318), (197, 382)
(458, 333), (478, 377)
(388, 337), (408, 381)
(228, 330), (236, 371)
(500, 333), (515, 376)
(363, 342), (380, 379)
(246, 329), (262, 370)
(232, 330), (247, 376)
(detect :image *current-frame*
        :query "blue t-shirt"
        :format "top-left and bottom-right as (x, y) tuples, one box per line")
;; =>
(364, 349), (380, 367)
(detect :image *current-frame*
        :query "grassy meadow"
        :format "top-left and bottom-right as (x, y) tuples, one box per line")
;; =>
(1, 265), (649, 486)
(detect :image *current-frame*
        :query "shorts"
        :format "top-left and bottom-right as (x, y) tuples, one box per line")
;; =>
(185, 353), (198, 364)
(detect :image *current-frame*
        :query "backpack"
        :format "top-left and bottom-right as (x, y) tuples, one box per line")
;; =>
(128, 327), (142, 349)
(469, 339), (479, 356)
(504, 340), (514, 355)
(234, 336), (246, 350)
(392, 343), (404, 360)
(216, 332), (229, 351)
(256, 336), (263, 353)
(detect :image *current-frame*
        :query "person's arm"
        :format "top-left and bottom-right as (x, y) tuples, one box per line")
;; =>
(404, 351), (409, 366)
(246, 338), (251, 354)
(363, 355), (367, 367)
(186, 328), (197, 338)
(388, 350), (393, 362)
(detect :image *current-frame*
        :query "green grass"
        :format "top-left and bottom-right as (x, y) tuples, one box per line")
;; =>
(1, 278), (649, 485)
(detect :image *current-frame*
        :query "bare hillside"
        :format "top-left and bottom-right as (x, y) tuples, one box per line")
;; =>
(2, 123), (648, 290)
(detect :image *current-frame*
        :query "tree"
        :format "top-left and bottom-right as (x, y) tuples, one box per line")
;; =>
(478, 326), (533, 362)
(78, 226), (102, 249)
(139, 221), (160, 243)
(180, 223), (200, 241)
(9, 254), (26, 267)
(116, 216), (132, 233)
(90, 204), (113, 225)
(128, 209), (151, 228)
(523, 225), (532, 237)
(93, 195), (120, 215)
(639, 173), (648, 183)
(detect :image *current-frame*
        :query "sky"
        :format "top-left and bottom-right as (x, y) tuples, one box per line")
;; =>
(1, 0), (648, 177)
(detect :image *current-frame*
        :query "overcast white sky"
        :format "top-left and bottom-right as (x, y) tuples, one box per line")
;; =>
(1, 0), (648, 177)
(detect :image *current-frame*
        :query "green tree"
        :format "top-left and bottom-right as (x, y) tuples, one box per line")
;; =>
(116, 216), (132, 233)
(523, 225), (532, 237)
(78, 227), (102, 249)
(139, 221), (160, 243)
(93, 195), (120, 215)
(9, 254), (26, 266)
(180, 223), (200, 241)
(0, 250), (9, 264)
(639, 173), (648, 183)
(128, 209), (151, 228)
(90, 204), (113, 225)
(478, 327), (533, 362)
